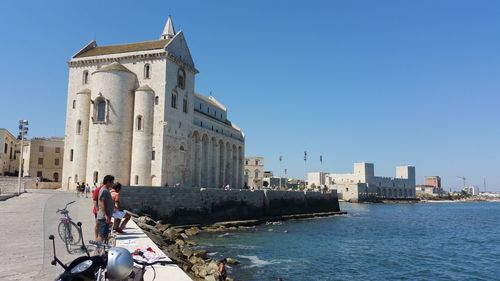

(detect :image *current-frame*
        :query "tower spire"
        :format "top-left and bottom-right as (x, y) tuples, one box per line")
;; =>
(161, 15), (176, 40)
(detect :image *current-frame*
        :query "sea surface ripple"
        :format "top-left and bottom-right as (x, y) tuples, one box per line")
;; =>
(194, 202), (500, 281)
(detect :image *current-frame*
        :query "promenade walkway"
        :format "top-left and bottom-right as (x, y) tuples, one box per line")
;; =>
(0, 189), (191, 281)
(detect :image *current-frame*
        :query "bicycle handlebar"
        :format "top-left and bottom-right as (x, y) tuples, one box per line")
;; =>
(56, 201), (76, 214)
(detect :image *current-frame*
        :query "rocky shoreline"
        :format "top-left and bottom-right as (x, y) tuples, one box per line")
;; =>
(132, 210), (346, 280)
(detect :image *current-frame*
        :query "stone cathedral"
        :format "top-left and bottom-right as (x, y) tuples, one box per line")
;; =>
(62, 17), (245, 190)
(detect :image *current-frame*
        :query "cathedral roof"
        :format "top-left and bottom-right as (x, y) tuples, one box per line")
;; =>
(195, 93), (227, 111)
(136, 85), (154, 92)
(73, 39), (170, 58)
(94, 62), (133, 73)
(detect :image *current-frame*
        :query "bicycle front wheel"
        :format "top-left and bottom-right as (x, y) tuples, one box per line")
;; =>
(67, 221), (82, 246)
(58, 221), (82, 244)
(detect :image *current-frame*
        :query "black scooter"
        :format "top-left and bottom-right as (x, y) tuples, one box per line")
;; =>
(49, 222), (107, 281)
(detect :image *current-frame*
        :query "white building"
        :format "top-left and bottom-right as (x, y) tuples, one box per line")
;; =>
(310, 162), (416, 202)
(463, 185), (480, 196)
(244, 157), (264, 188)
(307, 172), (328, 188)
(62, 17), (245, 190)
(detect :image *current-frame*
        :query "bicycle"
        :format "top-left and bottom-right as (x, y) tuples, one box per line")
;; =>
(56, 200), (81, 253)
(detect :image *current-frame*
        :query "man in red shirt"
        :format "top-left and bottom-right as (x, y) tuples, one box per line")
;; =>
(92, 183), (103, 240)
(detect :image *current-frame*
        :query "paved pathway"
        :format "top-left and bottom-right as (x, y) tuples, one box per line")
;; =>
(0, 189), (97, 281)
(0, 189), (192, 281)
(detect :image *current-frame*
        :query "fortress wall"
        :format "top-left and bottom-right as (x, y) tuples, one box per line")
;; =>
(120, 187), (340, 225)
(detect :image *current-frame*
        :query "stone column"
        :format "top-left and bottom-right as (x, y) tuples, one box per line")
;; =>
(74, 90), (91, 185)
(130, 85), (154, 186)
(225, 142), (231, 187)
(219, 141), (225, 187)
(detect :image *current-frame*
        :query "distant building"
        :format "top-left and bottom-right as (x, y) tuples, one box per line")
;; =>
(416, 176), (444, 197)
(0, 128), (21, 176)
(262, 176), (288, 188)
(23, 137), (64, 182)
(424, 176), (441, 188)
(307, 172), (328, 188)
(286, 178), (305, 189)
(463, 185), (480, 196)
(416, 185), (444, 197)
(245, 157), (264, 188)
(263, 171), (274, 178)
(310, 162), (416, 202)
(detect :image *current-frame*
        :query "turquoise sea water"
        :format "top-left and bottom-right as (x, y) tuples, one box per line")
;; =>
(194, 202), (500, 281)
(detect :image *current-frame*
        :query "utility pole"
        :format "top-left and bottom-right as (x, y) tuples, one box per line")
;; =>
(17, 120), (29, 194)
(304, 151), (307, 189)
(279, 155), (282, 189)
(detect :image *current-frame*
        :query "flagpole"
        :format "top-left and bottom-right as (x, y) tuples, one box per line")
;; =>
(279, 156), (282, 189)
(304, 151), (307, 190)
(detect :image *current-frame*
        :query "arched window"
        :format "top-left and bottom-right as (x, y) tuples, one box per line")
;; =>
(180, 145), (185, 151)
(136, 115), (143, 131)
(53, 172), (59, 182)
(177, 68), (185, 89)
(76, 120), (82, 134)
(155, 96), (159, 105)
(182, 97), (188, 113)
(254, 170), (259, 179)
(93, 171), (98, 184)
(70, 149), (74, 162)
(96, 98), (106, 122)
(72, 100), (76, 109)
(171, 92), (177, 109)
(83, 70), (89, 84)
(135, 175), (139, 185)
(144, 64), (151, 79)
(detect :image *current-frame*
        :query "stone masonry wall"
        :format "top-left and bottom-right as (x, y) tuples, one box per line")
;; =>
(120, 187), (340, 225)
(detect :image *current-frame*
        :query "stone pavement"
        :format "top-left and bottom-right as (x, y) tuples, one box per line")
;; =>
(0, 189), (96, 281)
(0, 189), (192, 281)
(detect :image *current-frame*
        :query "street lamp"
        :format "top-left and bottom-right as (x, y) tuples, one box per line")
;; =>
(279, 155), (282, 189)
(17, 120), (29, 194)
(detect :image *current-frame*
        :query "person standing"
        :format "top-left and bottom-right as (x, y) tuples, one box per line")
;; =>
(80, 182), (86, 197)
(76, 182), (80, 197)
(85, 183), (90, 198)
(96, 175), (115, 242)
(92, 181), (104, 239)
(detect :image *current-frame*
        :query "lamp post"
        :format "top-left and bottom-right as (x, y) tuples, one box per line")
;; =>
(279, 155), (282, 189)
(304, 151), (307, 189)
(17, 120), (29, 194)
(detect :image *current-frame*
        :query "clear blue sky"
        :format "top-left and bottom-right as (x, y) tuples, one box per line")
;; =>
(1, 0), (499, 190)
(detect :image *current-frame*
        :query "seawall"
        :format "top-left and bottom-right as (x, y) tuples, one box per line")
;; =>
(120, 187), (341, 225)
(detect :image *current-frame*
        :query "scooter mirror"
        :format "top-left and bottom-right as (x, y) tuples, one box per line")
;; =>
(77, 222), (82, 227)
(49, 235), (55, 240)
